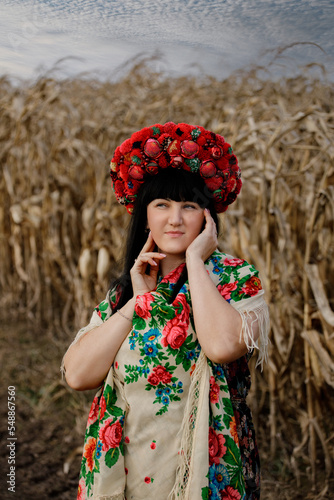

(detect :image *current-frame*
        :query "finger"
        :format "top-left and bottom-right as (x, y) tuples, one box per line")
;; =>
(204, 209), (217, 235)
(133, 252), (166, 268)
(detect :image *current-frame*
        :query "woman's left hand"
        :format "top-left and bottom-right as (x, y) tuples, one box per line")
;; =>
(186, 209), (218, 263)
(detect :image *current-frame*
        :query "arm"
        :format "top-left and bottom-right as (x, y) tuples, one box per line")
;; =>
(63, 297), (136, 391)
(64, 232), (166, 391)
(186, 210), (259, 364)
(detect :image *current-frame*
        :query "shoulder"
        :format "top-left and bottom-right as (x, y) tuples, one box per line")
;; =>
(205, 250), (263, 303)
(94, 283), (122, 322)
(205, 250), (259, 280)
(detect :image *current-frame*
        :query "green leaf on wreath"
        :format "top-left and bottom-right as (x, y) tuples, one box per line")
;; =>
(99, 301), (109, 312)
(105, 447), (120, 468)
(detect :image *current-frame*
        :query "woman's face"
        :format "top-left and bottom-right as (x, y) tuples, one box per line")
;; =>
(146, 199), (205, 259)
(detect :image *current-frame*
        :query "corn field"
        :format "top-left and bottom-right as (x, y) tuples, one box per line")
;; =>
(0, 61), (333, 497)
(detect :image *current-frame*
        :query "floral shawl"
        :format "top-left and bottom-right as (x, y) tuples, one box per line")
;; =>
(72, 251), (269, 500)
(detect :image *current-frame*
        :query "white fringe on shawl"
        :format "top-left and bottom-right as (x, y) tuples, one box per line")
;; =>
(169, 293), (270, 499)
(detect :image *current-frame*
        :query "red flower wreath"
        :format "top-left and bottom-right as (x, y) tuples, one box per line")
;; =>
(110, 122), (242, 214)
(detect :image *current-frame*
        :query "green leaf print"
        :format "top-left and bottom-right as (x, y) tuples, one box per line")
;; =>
(222, 398), (234, 416)
(109, 405), (124, 417)
(105, 447), (120, 468)
(201, 486), (209, 500)
(124, 365), (141, 384)
(224, 436), (243, 488)
(87, 419), (99, 436)
(99, 301), (109, 312)
(104, 384), (117, 406)
(223, 413), (232, 430)
(132, 315), (146, 330)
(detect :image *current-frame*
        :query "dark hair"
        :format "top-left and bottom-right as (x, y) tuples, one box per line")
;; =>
(112, 168), (220, 308)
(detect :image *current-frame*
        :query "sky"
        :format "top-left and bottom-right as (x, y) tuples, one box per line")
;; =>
(0, 0), (333, 82)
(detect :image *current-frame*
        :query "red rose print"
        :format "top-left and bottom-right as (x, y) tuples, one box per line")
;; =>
(150, 441), (156, 449)
(99, 419), (123, 452)
(218, 282), (237, 301)
(77, 478), (86, 500)
(173, 294), (190, 324)
(135, 293), (154, 319)
(223, 257), (245, 267)
(125, 467), (129, 475)
(99, 395), (106, 420)
(160, 263), (185, 284)
(209, 427), (227, 465)
(144, 476), (151, 484)
(154, 365), (172, 383)
(148, 365), (172, 385)
(209, 376), (220, 404)
(241, 276), (262, 297)
(147, 372), (160, 386)
(87, 396), (99, 425)
(162, 317), (187, 349)
(124, 436), (130, 444)
(220, 485), (241, 499)
(83, 437), (96, 472)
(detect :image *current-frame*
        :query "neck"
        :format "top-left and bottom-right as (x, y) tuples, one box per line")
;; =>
(159, 253), (185, 277)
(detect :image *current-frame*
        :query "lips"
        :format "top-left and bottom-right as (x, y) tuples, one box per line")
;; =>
(165, 231), (184, 237)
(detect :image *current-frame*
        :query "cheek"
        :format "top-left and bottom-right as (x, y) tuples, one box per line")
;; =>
(189, 215), (205, 238)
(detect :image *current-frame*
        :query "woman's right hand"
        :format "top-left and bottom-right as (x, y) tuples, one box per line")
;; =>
(130, 232), (166, 297)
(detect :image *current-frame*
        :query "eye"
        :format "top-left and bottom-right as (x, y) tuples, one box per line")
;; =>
(183, 203), (199, 210)
(155, 200), (169, 208)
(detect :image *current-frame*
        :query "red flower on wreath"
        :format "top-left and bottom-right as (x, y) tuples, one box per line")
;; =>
(83, 437), (96, 472)
(241, 276), (262, 297)
(148, 365), (172, 386)
(99, 419), (123, 452)
(162, 317), (188, 349)
(209, 427), (227, 465)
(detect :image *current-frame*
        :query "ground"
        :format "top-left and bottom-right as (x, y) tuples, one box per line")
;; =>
(0, 321), (332, 499)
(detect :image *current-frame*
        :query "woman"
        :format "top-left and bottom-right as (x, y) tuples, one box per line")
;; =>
(63, 122), (270, 500)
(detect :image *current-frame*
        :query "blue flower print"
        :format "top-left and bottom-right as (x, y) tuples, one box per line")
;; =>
(95, 440), (103, 459)
(129, 330), (139, 350)
(143, 329), (160, 344)
(155, 388), (164, 397)
(144, 343), (158, 357)
(209, 464), (229, 490)
(161, 396), (170, 405)
(208, 483), (221, 500)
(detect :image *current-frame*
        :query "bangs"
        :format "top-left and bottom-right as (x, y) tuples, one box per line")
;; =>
(137, 168), (212, 208)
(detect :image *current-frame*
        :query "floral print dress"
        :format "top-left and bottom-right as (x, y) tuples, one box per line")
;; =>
(73, 251), (269, 500)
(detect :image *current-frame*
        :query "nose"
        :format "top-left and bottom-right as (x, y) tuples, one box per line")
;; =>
(168, 204), (183, 226)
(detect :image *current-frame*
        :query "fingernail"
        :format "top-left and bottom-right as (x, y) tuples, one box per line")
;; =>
(159, 253), (166, 257)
